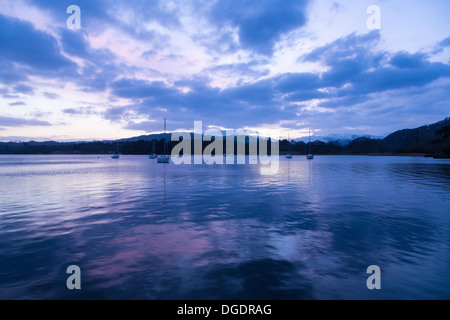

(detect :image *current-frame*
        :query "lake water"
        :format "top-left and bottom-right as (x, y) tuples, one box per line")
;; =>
(0, 155), (449, 300)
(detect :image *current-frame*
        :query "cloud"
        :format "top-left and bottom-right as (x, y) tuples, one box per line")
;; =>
(59, 29), (92, 59)
(348, 63), (450, 95)
(103, 106), (138, 122)
(0, 116), (52, 127)
(29, 0), (180, 38)
(9, 102), (26, 106)
(105, 31), (450, 131)
(143, 50), (157, 58)
(207, 61), (270, 79)
(43, 92), (59, 99)
(62, 106), (98, 116)
(389, 52), (428, 69)
(318, 95), (372, 109)
(111, 78), (180, 99)
(108, 75), (294, 128)
(59, 28), (115, 62)
(210, 0), (310, 56)
(274, 73), (322, 92)
(304, 31), (382, 63)
(304, 31), (384, 87)
(57, 28), (121, 92)
(439, 37), (450, 47)
(301, 31), (450, 96)
(124, 120), (158, 132)
(0, 14), (76, 74)
(29, 0), (111, 27)
(0, 13), (117, 92)
(0, 61), (28, 84)
(1, 94), (20, 99)
(2, 2), (449, 138)
(13, 84), (34, 95)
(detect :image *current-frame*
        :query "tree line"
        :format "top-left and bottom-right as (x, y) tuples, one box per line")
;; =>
(0, 122), (448, 156)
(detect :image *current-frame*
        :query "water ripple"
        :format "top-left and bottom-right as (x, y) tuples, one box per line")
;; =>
(0, 155), (449, 299)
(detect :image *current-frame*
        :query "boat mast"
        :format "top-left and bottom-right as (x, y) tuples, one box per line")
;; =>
(164, 118), (167, 156)
(288, 133), (290, 153)
(309, 130), (311, 154)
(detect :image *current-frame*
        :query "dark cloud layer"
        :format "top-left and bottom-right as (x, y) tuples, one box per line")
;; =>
(9, 102), (27, 106)
(105, 31), (450, 130)
(1, 2), (449, 136)
(210, 0), (310, 56)
(0, 116), (51, 127)
(0, 14), (74, 72)
(439, 37), (450, 47)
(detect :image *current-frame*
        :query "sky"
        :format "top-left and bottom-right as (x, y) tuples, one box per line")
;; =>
(0, 0), (449, 142)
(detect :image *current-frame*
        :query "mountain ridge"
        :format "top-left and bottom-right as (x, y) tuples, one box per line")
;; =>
(0, 117), (449, 156)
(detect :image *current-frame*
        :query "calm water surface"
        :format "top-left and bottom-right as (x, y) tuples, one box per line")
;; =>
(0, 155), (449, 299)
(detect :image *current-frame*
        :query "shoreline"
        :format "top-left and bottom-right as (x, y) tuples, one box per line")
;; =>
(0, 153), (448, 158)
(367, 153), (427, 157)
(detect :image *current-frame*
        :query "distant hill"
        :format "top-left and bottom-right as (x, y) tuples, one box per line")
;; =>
(0, 117), (449, 156)
(295, 134), (385, 146)
(117, 133), (171, 142)
(122, 132), (385, 146)
(380, 117), (450, 154)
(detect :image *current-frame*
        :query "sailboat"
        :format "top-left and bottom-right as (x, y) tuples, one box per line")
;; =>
(111, 140), (120, 159)
(149, 140), (157, 159)
(157, 118), (170, 164)
(285, 133), (293, 159)
(307, 130), (314, 160)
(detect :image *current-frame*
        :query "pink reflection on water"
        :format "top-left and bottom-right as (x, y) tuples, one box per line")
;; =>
(85, 222), (211, 289)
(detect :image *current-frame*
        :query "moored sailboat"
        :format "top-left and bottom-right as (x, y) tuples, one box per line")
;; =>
(111, 140), (120, 159)
(307, 130), (314, 160)
(285, 134), (293, 159)
(157, 118), (170, 164)
(149, 140), (157, 159)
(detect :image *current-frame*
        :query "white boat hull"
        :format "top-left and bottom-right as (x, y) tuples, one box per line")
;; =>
(157, 156), (170, 163)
